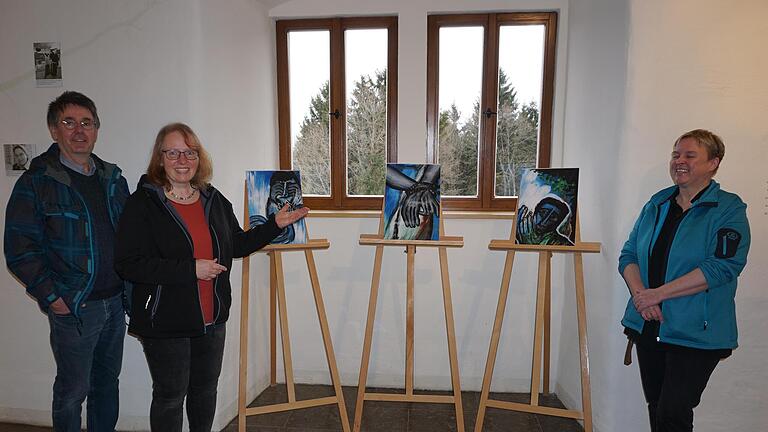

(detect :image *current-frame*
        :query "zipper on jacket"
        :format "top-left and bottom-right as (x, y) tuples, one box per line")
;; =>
(647, 203), (663, 264)
(150, 285), (163, 326)
(210, 225), (223, 324)
(165, 204), (194, 251)
(69, 188), (96, 318)
(703, 289), (709, 330)
(105, 167), (122, 227)
(195, 188), (221, 332)
(195, 279), (207, 334)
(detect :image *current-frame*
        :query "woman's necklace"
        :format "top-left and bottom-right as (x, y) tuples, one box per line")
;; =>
(167, 187), (197, 201)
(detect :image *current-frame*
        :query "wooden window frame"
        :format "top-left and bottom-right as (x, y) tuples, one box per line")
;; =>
(426, 12), (558, 210)
(277, 17), (398, 210)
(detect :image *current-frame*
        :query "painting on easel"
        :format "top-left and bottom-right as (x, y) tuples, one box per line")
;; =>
(246, 170), (307, 244)
(383, 163), (441, 241)
(515, 168), (579, 246)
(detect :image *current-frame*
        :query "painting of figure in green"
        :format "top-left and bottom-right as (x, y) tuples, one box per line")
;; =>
(516, 168), (579, 246)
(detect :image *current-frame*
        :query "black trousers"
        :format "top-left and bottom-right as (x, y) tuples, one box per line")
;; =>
(635, 342), (721, 432)
(141, 324), (226, 432)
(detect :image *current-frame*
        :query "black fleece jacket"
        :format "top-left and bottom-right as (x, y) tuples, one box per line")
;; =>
(115, 175), (281, 338)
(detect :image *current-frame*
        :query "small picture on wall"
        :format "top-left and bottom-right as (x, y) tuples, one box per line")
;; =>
(515, 168), (579, 246)
(4, 144), (36, 176)
(246, 170), (307, 244)
(384, 163), (441, 241)
(34, 42), (62, 87)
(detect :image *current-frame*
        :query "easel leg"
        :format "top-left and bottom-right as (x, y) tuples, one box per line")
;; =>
(530, 252), (549, 406)
(238, 254), (251, 432)
(474, 249), (516, 432)
(274, 252), (296, 403)
(270, 253), (277, 386)
(406, 245), (415, 396)
(438, 247), (465, 432)
(574, 252), (593, 432)
(543, 252), (552, 395)
(353, 244), (385, 432)
(305, 250), (351, 432)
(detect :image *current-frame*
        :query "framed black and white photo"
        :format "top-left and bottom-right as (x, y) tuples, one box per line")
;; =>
(4, 144), (36, 176)
(34, 42), (62, 87)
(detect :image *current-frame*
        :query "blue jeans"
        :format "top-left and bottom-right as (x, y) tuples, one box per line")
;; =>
(141, 324), (226, 432)
(48, 294), (125, 432)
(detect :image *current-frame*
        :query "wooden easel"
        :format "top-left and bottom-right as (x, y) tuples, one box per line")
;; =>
(353, 209), (465, 432)
(237, 186), (350, 432)
(473, 214), (600, 432)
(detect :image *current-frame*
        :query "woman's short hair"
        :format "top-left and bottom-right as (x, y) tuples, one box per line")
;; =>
(146, 123), (212, 190)
(675, 129), (725, 168)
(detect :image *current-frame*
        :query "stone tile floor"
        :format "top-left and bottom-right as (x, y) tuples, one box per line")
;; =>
(0, 384), (584, 432)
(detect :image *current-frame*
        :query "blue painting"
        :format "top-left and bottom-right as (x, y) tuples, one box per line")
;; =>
(246, 170), (307, 244)
(383, 164), (441, 241)
(515, 168), (579, 246)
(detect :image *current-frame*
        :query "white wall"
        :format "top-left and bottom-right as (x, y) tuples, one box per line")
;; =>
(1, 0), (765, 432)
(0, 0), (277, 430)
(554, 0), (633, 429)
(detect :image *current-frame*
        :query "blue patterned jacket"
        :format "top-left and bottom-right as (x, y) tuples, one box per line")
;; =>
(4, 143), (130, 318)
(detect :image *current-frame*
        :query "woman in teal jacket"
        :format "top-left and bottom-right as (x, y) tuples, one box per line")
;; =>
(619, 129), (750, 432)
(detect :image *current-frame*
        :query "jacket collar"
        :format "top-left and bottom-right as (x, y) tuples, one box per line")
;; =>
(32, 143), (118, 186)
(651, 180), (720, 208)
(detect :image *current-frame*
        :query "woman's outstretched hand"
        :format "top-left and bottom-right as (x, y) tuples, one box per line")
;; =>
(275, 204), (310, 228)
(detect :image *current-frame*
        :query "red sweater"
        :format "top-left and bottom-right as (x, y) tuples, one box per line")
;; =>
(171, 199), (214, 324)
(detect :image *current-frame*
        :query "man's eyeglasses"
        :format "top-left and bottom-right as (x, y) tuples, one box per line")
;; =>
(60, 118), (98, 130)
(162, 149), (199, 160)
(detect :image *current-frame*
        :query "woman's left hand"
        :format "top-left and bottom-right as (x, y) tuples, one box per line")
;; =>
(640, 305), (664, 322)
(633, 288), (664, 312)
(275, 204), (310, 228)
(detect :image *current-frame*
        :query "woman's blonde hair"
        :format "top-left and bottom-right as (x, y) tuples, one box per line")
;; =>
(146, 122), (212, 189)
(674, 129), (725, 173)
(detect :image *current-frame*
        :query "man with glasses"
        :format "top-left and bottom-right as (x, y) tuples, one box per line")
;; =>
(4, 91), (130, 431)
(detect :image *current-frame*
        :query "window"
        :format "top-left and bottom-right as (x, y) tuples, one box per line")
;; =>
(277, 17), (398, 210)
(427, 13), (557, 210)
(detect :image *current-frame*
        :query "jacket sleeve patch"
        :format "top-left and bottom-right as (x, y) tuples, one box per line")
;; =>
(715, 228), (741, 258)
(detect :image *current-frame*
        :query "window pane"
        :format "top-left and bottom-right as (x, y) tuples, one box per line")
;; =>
(494, 25), (545, 197)
(437, 26), (483, 197)
(289, 30), (331, 196)
(345, 28), (388, 196)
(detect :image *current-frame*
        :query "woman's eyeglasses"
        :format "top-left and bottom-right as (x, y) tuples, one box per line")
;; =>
(162, 149), (199, 160)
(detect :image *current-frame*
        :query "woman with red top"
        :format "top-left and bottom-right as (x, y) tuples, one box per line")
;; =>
(115, 123), (308, 432)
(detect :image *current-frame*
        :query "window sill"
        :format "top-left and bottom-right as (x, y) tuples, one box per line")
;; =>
(307, 210), (515, 220)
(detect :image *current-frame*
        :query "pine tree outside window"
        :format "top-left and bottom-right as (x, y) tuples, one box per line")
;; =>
(427, 13), (557, 210)
(277, 17), (397, 210)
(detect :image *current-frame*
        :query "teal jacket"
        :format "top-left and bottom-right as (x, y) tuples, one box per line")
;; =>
(4, 143), (130, 318)
(619, 181), (750, 350)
